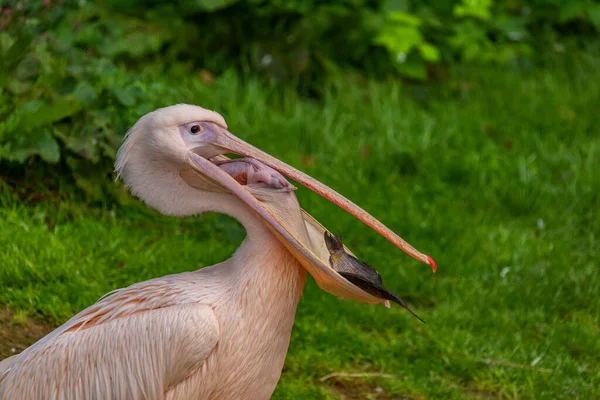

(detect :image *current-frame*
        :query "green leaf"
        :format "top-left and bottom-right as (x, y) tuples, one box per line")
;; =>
(559, 2), (588, 23)
(0, 30), (35, 89)
(419, 43), (440, 62)
(9, 131), (60, 164)
(19, 97), (82, 132)
(1, 30), (34, 72)
(388, 50), (427, 80)
(375, 24), (424, 55)
(73, 82), (97, 105)
(113, 86), (138, 107)
(36, 131), (61, 163)
(387, 11), (421, 27)
(587, 5), (600, 31)
(395, 59), (426, 80)
(454, 0), (492, 20)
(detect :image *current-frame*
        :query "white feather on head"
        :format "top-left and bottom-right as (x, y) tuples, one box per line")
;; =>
(115, 104), (227, 180)
(113, 104), (228, 216)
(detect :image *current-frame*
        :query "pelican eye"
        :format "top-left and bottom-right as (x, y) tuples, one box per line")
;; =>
(190, 125), (202, 134)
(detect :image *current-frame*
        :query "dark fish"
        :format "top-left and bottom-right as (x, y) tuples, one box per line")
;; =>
(324, 232), (425, 323)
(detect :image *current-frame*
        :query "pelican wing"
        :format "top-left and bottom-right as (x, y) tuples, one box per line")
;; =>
(0, 279), (220, 399)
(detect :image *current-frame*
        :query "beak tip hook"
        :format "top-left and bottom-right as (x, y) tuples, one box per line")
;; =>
(427, 255), (437, 273)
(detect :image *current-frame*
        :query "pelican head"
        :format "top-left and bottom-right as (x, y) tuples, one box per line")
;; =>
(115, 104), (435, 304)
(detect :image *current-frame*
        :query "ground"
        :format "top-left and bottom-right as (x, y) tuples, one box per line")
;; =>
(1, 53), (599, 399)
(0, 308), (52, 360)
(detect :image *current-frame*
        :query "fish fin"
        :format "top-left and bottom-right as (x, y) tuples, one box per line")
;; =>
(334, 232), (344, 249)
(347, 254), (383, 283)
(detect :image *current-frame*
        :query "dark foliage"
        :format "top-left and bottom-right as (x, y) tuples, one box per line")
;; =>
(1, 0), (598, 198)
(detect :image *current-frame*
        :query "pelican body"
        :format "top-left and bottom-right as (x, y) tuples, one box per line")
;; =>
(0, 105), (435, 399)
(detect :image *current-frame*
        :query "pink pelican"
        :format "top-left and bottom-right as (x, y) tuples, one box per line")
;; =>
(0, 104), (435, 399)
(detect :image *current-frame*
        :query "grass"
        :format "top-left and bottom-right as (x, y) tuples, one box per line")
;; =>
(1, 51), (599, 399)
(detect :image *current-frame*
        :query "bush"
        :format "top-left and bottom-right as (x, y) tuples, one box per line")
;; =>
(1, 0), (598, 199)
(99, 0), (600, 80)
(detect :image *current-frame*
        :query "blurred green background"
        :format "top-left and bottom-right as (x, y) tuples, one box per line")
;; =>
(1, 0), (599, 399)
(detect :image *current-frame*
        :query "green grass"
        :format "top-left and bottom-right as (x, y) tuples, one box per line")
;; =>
(1, 52), (599, 399)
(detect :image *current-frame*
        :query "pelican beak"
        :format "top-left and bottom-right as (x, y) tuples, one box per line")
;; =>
(184, 126), (436, 304)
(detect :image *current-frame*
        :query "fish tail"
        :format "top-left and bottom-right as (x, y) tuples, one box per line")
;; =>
(390, 294), (426, 323)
